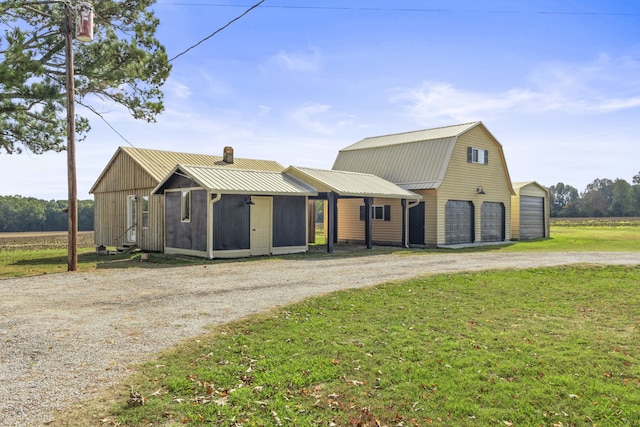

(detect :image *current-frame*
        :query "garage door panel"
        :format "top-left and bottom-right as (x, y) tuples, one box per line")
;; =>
(520, 196), (544, 239)
(446, 200), (473, 244)
(481, 202), (504, 242)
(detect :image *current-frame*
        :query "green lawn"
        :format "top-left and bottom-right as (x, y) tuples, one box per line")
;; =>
(2, 225), (640, 278)
(70, 265), (640, 427)
(4, 225), (639, 426)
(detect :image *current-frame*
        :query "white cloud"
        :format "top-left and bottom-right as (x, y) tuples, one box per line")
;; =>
(288, 102), (355, 135)
(269, 48), (322, 72)
(164, 79), (192, 100)
(391, 55), (640, 125)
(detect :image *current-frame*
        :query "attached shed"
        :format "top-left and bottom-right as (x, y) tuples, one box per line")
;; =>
(152, 164), (318, 258)
(284, 166), (422, 252)
(333, 122), (515, 247)
(511, 181), (550, 240)
(89, 147), (283, 252)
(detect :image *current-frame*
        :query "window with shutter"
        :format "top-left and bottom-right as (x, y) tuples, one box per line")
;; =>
(468, 147), (489, 165)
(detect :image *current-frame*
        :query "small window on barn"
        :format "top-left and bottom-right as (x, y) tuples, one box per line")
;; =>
(141, 196), (149, 229)
(467, 147), (489, 165)
(181, 191), (191, 222)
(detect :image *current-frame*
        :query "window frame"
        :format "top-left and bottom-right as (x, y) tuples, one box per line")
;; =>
(360, 204), (391, 221)
(467, 147), (489, 165)
(141, 196), (150, 229)
(181, 190), (191, 222)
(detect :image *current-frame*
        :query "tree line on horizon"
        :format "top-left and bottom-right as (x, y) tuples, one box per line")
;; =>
(0, 196), (93, 232)
(549, 174), (640, 218)
(1, 175), (639, 233)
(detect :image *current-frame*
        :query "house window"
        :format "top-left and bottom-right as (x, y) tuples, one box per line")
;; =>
(468, 147), (489, 165)
(360, 205), (391, 221)
(181, 191), (191, 222)
(141, 196), (149, 229)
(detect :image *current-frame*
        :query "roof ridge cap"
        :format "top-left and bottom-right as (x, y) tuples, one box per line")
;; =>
(362, 121), (480, 141)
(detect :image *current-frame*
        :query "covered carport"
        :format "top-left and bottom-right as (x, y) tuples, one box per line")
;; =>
(284, 166), (422, 253)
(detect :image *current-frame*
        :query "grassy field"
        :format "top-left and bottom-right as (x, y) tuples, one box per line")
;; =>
(15, 220), (632, 427)
(2, 219), (640, 277)
(55, 264), (640, 427)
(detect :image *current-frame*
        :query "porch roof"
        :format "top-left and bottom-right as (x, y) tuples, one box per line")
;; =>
(152, 164), (318, 196)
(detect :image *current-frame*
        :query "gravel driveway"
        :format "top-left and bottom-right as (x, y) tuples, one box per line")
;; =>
(1, 250), (639, 426)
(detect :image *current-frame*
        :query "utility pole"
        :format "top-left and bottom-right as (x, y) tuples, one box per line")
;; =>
(64, 3), (78, 271)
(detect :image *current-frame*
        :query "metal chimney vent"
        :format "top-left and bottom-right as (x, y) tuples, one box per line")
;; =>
(223, 146), (234, 164)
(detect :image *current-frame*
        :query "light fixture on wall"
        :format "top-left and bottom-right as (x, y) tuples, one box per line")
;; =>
(244, 196), (255, 206)
(476, 186), (486, 195)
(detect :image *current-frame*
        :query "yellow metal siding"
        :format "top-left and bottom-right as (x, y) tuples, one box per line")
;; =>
(411, 190), (438, 247)
(437, 127), (512, 244)
(511, 183), (550, 240)
(336, 198), (405, 245)
(337, 198), (364, 241)
(511, 195), (521, 240)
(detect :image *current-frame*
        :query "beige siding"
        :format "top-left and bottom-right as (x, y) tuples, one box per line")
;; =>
(511, 182), (550, 240)
(336, 198), (406, 245)
(411, 190), (438, 247)
(93, 189), (165, 252)
(92, 152), (165, 252)
(437, 126), (513, 244)
(91, 152), (157, 193)
(511, 195), (521, 240)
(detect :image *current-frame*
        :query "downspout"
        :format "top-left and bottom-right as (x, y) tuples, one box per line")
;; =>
(405, 198), (422, 248)
(208, 193), (222, 259)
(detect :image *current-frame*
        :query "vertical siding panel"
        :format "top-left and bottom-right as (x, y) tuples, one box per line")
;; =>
(92, 151), (164, 252)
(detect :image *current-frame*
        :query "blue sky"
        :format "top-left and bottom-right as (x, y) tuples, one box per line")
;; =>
(2, 0), (640, 200)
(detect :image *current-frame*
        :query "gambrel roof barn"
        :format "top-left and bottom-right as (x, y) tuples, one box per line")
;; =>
(332, 122), (515, 247)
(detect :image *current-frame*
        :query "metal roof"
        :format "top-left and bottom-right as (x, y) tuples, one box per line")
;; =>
(333, 137), (456, 190)
(153, 164), (318, 196)
(90, 147), (285, 193)
(123, 147), (285, 180)
(332, 122), (491, 190)
(339, 122), (480, 151)
(285, 166), (422, 200)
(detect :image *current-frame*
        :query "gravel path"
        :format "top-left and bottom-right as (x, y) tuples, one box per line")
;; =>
(1, 251), (639, 426)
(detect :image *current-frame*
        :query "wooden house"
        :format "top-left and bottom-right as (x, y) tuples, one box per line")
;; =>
(511, 181), (550, 240)
(152, 165), (317, 258)
(89, 146), (284, 252)
(332, 122), (515, 247)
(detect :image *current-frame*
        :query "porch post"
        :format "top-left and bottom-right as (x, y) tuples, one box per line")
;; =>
(364, 197), (373, 249)
(401, 199), (408, 248)
(326, 192), (336, 253)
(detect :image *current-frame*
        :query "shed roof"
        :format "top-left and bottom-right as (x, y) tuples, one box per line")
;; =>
(332, 121), (505, 191)
(285, 166), (422, 200)
(512, 181), (550, 194)
(90, 147), (284, 193)
(152, 164), (318, 196)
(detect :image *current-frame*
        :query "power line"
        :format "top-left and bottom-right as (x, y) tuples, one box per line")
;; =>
(169, 0), (264, 62)
(156, 2), (640, 17)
